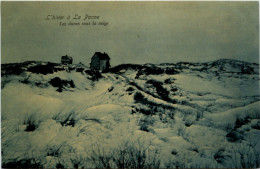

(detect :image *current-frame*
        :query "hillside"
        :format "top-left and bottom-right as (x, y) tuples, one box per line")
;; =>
(1, 59), (260, 168)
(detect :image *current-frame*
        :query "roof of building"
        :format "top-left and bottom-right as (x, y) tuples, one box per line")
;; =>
(62, 55), (72, 59)
(93, 52), (110, 60)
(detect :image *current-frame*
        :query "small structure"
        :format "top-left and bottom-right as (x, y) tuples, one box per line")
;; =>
(76, 62), (86, 69)
(61, 55), (73, 64)
(77, 62), (85, 67)
(90, 52), (110, 71)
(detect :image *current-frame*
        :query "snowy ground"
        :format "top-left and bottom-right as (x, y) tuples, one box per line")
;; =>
(1, 60), (260, 168)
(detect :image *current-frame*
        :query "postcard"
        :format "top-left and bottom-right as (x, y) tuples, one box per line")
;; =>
(1, 1), (259, 168)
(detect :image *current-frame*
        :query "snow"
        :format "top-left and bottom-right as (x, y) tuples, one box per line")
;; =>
(172, 73), (257, 98)
(202, 101), (260, 130)
(1, 60), (259, 168)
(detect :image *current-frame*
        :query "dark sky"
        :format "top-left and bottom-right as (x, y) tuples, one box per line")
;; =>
(1, 1), (259, 66)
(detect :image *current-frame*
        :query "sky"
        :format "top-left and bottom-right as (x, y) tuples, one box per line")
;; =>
(1, 1), (259, 66)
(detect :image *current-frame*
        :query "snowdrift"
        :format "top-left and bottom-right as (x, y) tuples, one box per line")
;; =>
(1, 59), (260, 168)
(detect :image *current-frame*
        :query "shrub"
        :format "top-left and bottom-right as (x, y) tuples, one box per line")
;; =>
(1, 63), (24, 76)
(171, 87), (178, 92)
(90, 148), (113, 168)
(126, 87), (135, 92)
(2, 158), (43, 168)
(90, 140), (160, 168)
(134, 92), (145, 102)
(49, 77), (75, 92)
(137, 108), (157, 116)
(68, 66), (75, 72)
(139, 116), (155, 132)
(183, 114), (196, 127)
(251, 121), (260, 130)
(70, 155), (85, 168)
(76, 67), (84, 73)
(27, 62), (56, 75)
(56, 163), (65, 169)
(226, 130), (244, 142)
(85, 70), (102, 81)
(53, 111), (77, 127)
(23, 113), (41, 132)
(137, 67), (164, 77)
(214, 148), (226, 164)
(164, 154), (189, 168)
(171, 149), (178, 155)
(164, 78), (175, 84)
(181, 127), (191, 142)
(146, 79), (170, 102)
(109, 64), (144, 74)
(49, 77), (62, 87)
(165, 68), (179, 75)
(235, 116), (251, 129)
(241, 65), (254, 74)
(146, 79), (163, 86)
(134, 92), (176, 117)
(230, 143), (260, 168)
(45, 144), (64, 157)
(108, 86), (114, 92)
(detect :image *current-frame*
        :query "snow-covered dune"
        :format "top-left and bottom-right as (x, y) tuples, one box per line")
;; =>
(1, 60), (259, 168)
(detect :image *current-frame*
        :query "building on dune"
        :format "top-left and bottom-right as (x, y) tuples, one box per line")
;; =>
(90, 52), (111, 71)
(61, 55), (73, 64)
